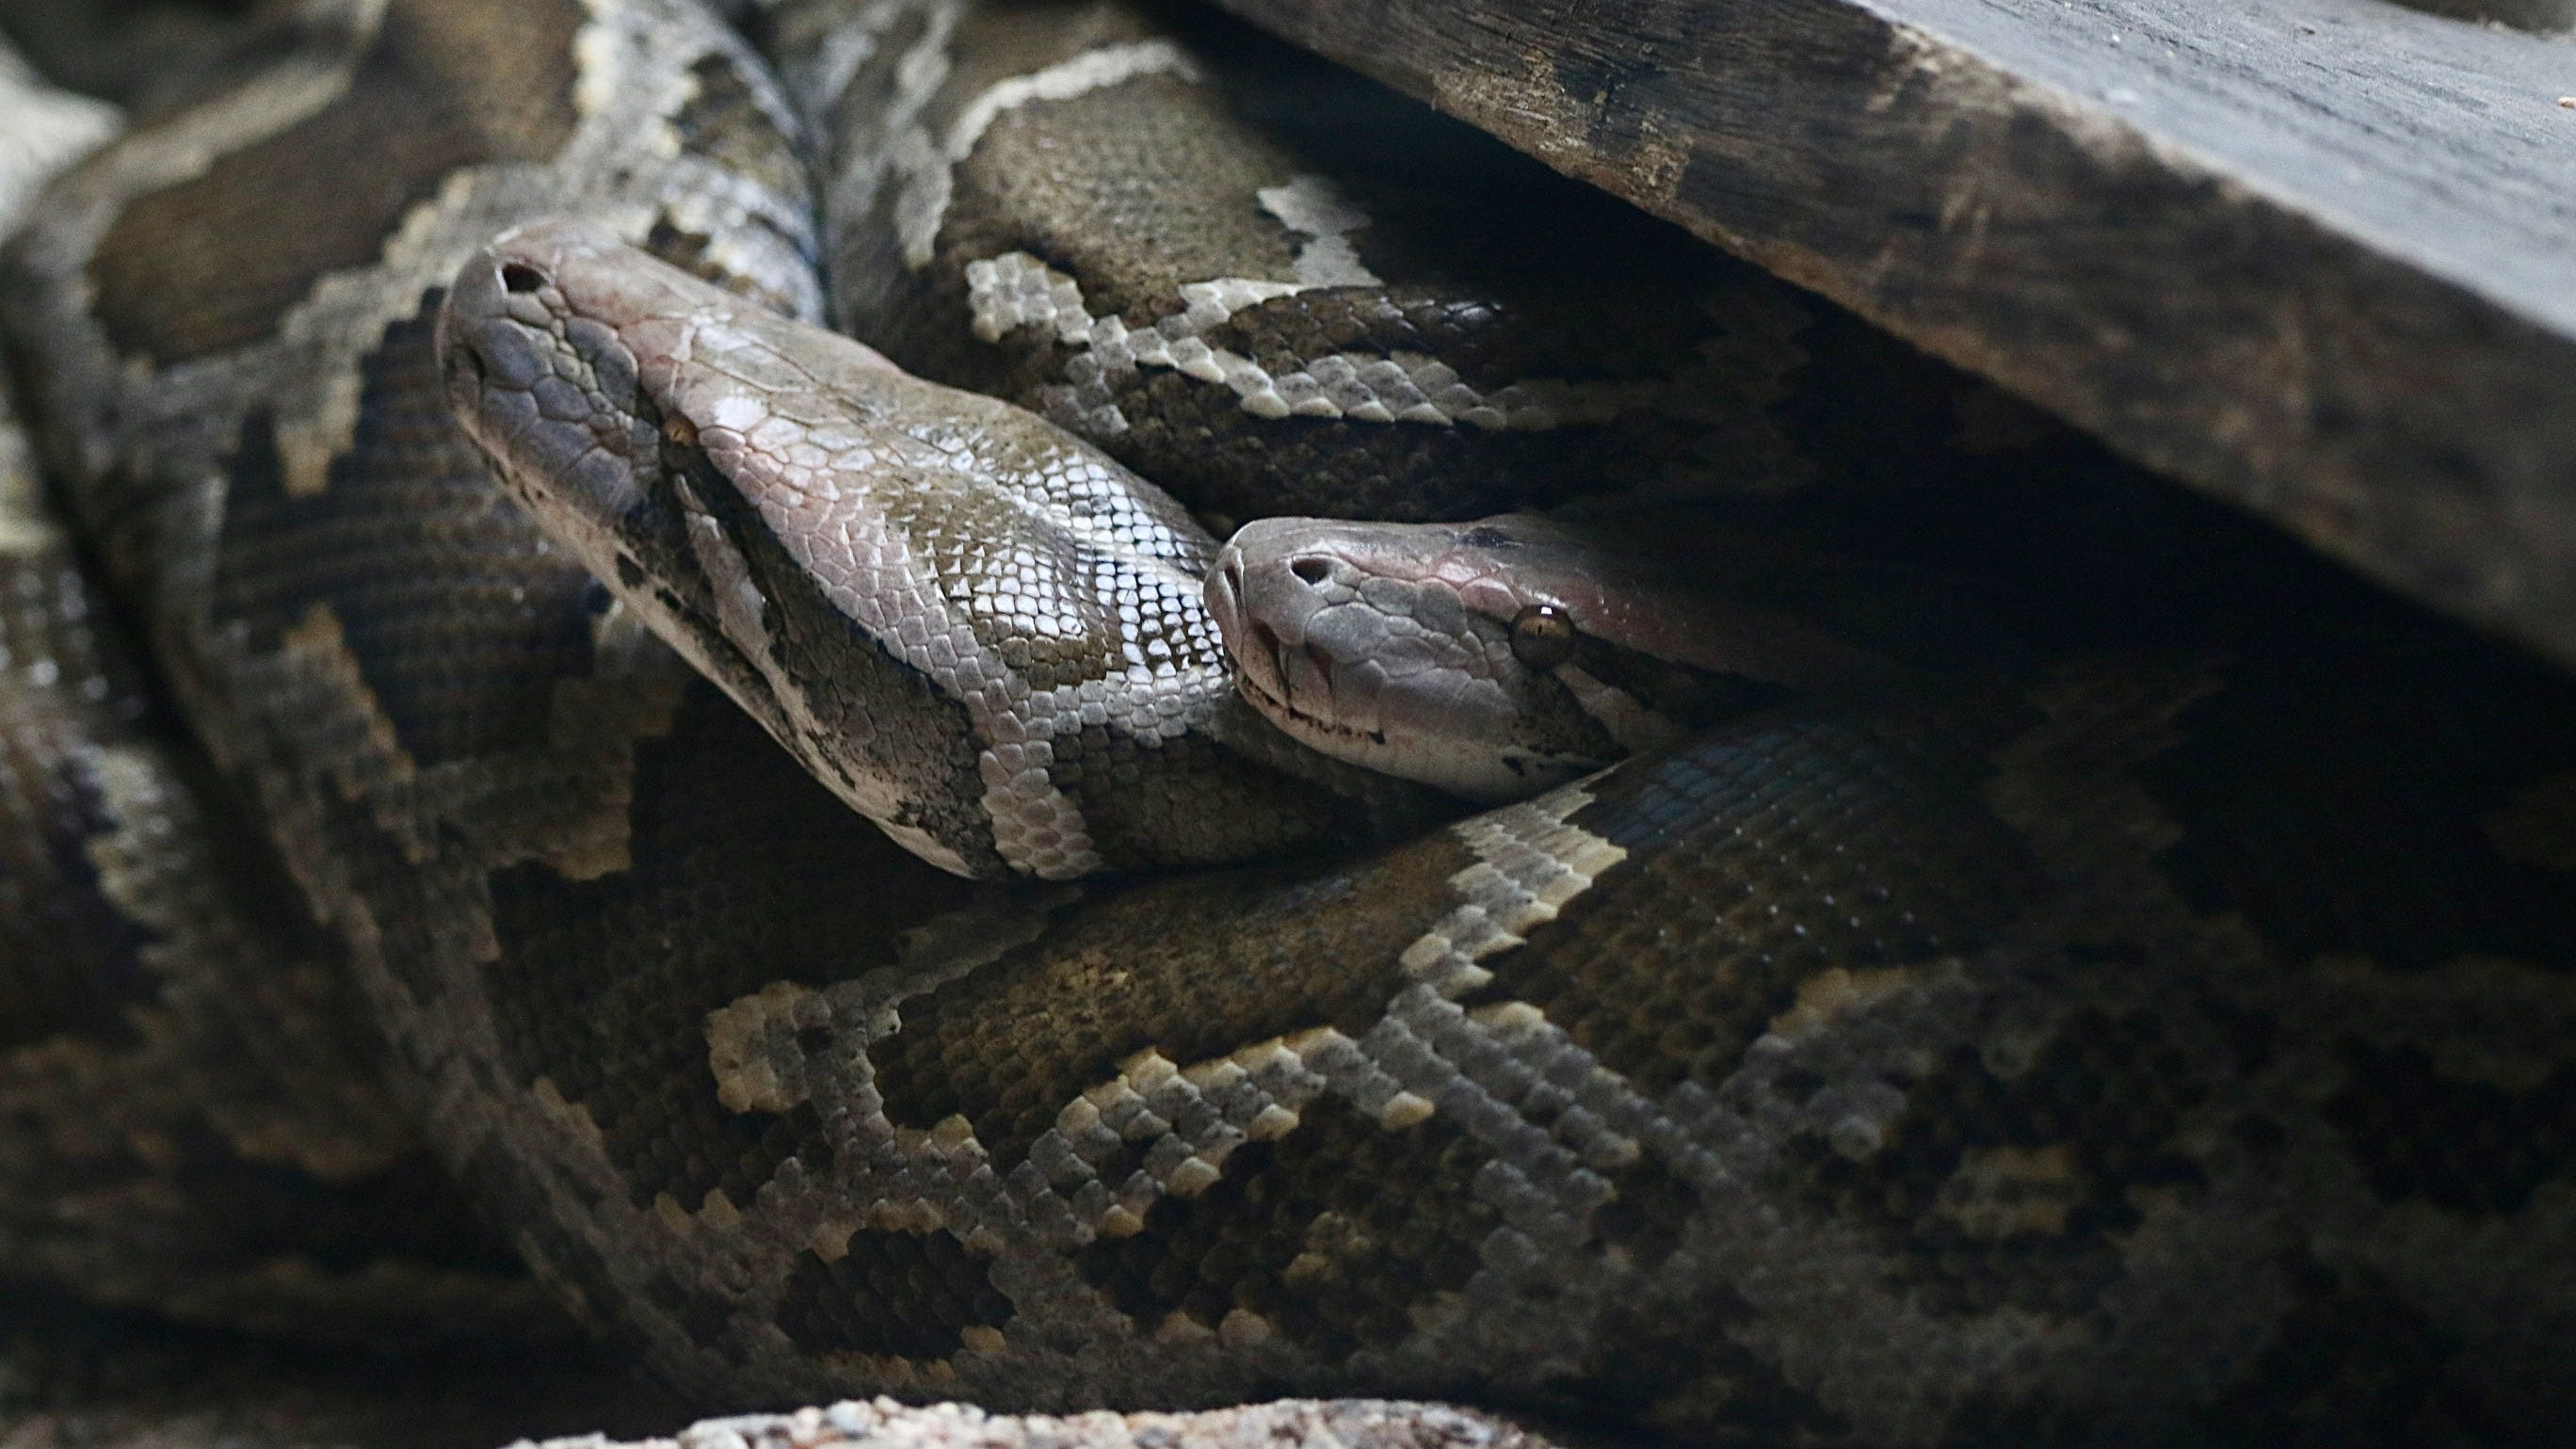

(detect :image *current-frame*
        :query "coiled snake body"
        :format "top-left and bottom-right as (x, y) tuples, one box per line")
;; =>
(3, 2), (2576, 1445)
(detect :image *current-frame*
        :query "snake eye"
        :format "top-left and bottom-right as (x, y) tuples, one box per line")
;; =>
(1508, 603), (1578, 669)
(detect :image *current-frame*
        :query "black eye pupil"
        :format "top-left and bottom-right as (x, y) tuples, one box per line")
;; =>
(1509, 604), (1578, 668)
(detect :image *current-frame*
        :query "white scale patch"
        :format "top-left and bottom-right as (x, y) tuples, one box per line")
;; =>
(668, 307), (1265, 878)
(1256, 174), (1380, 288)
(1399, 782), (1629, 999)
(970, 552), (1238, 881)
(0, 36), (119, 239)
(0, 410), (66, 555)
(895, 38), (1204, 269)
(963, 182), (1662, 438)
(0, 40), (109, 556)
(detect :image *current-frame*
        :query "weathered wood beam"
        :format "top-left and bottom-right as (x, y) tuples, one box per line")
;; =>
(1206, 0), (2576, 668)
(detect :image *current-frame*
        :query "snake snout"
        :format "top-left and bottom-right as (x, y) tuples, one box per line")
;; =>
(1210, 552), (1245, 613)
(1205, 538), (1330, 720)
(437, 248), (549, 400)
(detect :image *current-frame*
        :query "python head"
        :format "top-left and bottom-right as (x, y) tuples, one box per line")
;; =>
(1207, 512), (1910, 800)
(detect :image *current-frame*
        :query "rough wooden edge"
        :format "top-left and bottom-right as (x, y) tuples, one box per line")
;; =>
(1204, 0), (2576, 669)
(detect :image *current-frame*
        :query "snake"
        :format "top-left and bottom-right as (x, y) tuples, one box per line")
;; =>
(3, 1), (2576, 1445)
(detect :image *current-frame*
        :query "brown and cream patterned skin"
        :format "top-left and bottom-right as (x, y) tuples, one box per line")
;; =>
(0, 351), (566, 1351)
(438, 218), (1439, 880)
(0, 27), (562, 1352)
(3, 1), (2576, 1447)
(749, 0), (1878, 524)
(0, 0), (817, 1342)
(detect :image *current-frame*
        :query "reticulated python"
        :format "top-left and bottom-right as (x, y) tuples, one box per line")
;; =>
(4, 2), (2576, 1446)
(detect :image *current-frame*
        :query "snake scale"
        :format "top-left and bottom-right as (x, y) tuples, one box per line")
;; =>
(3, 1), (2576, 1445)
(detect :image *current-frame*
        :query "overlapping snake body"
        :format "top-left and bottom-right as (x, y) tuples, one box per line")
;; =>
(4, 1), (2576, 1446)
(439, 217), (1437, 879)
(755, 0), (1833, 525)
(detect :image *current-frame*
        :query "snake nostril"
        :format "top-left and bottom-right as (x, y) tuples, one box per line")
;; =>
(1290, 556), (1330, 586)
(500, 262), (549, 294)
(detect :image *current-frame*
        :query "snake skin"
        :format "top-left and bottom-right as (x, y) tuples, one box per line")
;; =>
(0, 356), (570, 1350)
(0, 27), (571, 1353)
(748, 0), (2057, 529)
(440, 218), (1439, 880)
(530, 1396), (1562, 1449)
(2, 1), (2575, 1446)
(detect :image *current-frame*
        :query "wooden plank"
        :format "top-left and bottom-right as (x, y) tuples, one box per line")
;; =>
(1205, 0), (2576, 668)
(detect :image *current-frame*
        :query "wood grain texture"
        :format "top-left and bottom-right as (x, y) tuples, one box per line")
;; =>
(1203, 0), (2576, 669)
(2393, 0), (2572, 30)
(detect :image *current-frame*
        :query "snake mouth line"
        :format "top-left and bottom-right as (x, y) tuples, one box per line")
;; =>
(1234, 618), (1389, 748)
